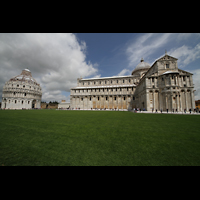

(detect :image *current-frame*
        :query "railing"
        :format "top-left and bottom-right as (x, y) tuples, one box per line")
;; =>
(71, 91), (134, 96)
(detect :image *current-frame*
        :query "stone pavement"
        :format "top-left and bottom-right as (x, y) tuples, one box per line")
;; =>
(58, 108), (200, 115)
(131, 110), (200, 115)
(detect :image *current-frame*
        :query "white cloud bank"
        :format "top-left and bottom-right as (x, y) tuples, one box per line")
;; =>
(117, 68), (131, 76)
(190, 69), (200, 100)
(126, 33), (175, 67)
(0, 33), (99, 102)
(168, 43), (200, 68)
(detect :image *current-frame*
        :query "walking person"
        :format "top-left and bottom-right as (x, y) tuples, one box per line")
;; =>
(167, 108), (168, 113)
(161, 109), (162, 113)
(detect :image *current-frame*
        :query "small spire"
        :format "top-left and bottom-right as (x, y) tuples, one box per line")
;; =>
(165, 50), (167, 55)
(141, 58), (144, 62)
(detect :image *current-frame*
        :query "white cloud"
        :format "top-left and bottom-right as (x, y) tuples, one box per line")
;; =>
(190, 69), (200, 100)
(0, 33), (99, 102)
(117, 69), (131, 76)
(168, 43), (200, 68)
(126, 33), (175, 67)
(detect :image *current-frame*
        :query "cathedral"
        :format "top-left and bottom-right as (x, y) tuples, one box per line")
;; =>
(70, 53), (195, 111)
(1, 69), (42, 109)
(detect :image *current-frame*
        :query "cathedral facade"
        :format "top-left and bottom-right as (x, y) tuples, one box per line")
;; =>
(2, 69), (42, 109)
(70, 53), (195, 111)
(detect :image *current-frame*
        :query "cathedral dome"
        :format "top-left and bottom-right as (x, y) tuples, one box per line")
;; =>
(131, 58), (151, 75)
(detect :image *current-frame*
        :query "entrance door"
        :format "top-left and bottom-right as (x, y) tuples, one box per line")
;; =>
(32, 100), (36, 108)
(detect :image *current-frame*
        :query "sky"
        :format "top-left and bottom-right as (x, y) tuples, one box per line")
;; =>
(0, 33), (200, 102)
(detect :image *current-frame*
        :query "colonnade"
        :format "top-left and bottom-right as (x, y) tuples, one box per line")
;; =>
(147, 89), (195, 111)
(71, 95), (132, 110)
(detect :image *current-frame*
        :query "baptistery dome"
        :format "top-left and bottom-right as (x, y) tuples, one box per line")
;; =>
(131, 58), (151, 75)
(1, 69), (42, 109)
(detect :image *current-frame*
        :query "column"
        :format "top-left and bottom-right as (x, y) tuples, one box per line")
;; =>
(126, 95), (128, 110)
(146, 91), (149, 111)
(117, 95), (119, 109)
(159, 92), (162, 111)
(191, 90), (195, 110)
(185, 90), (188, 111)
(121, 95), (123, 110)
(176, 93), (179, 111)
(179, 94), (182, 112)
(166, 94), (168, 110)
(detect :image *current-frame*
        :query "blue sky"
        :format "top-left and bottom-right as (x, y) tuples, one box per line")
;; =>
(74, 33), (200, 100)
(75, 33), (200, 76)
(0, 33), (200, 102)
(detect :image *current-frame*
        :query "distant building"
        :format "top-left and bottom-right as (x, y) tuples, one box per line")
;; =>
(195, 100), (200, 109)
(58, 100), (70, 109)
(70, 53), (195, 111)
(1, 69), (42, 109)
(41, 102), (58, 109)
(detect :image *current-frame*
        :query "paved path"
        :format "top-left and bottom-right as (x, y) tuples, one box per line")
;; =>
(58, 108), (200, 115)
(130, 110), (200, 115)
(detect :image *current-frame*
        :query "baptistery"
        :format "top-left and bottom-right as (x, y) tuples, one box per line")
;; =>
(1, 69), (42, 109)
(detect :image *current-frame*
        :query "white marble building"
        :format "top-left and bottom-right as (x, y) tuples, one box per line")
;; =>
(1, 69), (42, 109)
(70, 53), (195, 112)
(58, 100), (70, 109)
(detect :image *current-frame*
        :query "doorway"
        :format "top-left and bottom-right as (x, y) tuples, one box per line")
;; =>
(32, 100), (36, 108)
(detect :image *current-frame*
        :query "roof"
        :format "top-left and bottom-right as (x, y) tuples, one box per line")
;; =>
(151, 53), (178, 67)
(80, 75), (134, 81)
(162, 71), (179, 75)
(9, 69), (40, 85)
(131, 58), (151, 75)
(71, 84), (136, 89)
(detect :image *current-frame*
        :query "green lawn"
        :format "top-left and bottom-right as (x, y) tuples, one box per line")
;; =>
(0, 110), (200, 166)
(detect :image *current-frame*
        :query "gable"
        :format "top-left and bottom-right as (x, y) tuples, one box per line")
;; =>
(156, 54), (178, 62)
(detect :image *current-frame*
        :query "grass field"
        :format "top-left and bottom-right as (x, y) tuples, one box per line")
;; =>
(0, 109), (200, 166)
